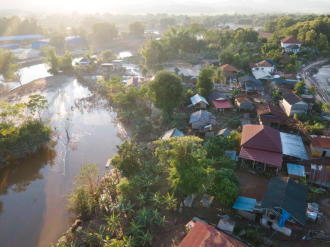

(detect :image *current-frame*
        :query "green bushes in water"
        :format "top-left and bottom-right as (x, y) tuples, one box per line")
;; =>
(0, 120), (51, 163)
(0, 95), (51, 164)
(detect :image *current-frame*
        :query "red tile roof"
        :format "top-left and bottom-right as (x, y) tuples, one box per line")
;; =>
(257, 103), (295, 124)
(239, 147), (283, 167)
(220, 64), (239, 72)
(284, 74), (297, 80)
(234, 94), (253, 103)
(241, 125), (282, 153)
(250, 60), (273, 68)
(281, 36), (301, 44)
(213, 99), (233, 109)
(310, 136), (330, 149)
(179, 221), (248, 247)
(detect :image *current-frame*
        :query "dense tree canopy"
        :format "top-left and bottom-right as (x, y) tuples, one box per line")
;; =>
(149, 70), (183, 120)
(128, 21), (145, 37)
(196, 66), (214, 97)
(92, 22), (118, 41)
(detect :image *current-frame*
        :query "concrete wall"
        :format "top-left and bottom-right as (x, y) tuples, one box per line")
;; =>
(237, 210), (256, 221)
(192, 120), (207, 129)
(310, 144), (330, 157)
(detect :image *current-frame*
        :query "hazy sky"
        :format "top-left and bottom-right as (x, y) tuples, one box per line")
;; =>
(1, 0), (330, 14)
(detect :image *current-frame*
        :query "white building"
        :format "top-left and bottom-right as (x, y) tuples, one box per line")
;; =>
(281, 36), (301, 53)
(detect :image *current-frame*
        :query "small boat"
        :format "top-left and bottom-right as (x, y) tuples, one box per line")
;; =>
(105, 159), (112, 168)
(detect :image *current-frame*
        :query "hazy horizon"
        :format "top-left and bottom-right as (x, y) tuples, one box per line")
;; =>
(1, 0), (330, 15)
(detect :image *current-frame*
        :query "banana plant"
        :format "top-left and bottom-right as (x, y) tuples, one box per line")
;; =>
(136, 194), (146, 207)
(103, 211), (122, 237)
(154, 215), (167, 228)
(136, 230), (153, 246)
(126, 219), (143, 236)
(135, 207), (153, 227)
(124, 200), (135, 218)
(161, 192), (177, 211)
(149, 191), (161, 209)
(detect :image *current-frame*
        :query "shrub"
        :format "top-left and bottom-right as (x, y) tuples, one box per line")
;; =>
(67, 186), (95, 217)
(227, 117), (241, 129)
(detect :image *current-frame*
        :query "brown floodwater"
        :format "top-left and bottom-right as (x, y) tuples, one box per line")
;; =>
(0, 77), (129, 247)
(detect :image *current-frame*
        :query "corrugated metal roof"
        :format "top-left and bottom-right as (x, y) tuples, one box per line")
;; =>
(65, 35), (82, 41)
(0, 34), (43, 41)
(287, 163), (305, 178)
(190, 94), (208, 106)
(162, 128), (184, 139)
(280, 132), (308, 160)
(239, 146), (283, 167)
(213, 99), (233, 109)
(217, 128), (231, 137)
(282, 93), (303, 105)
(233, 196), (258, 212)
(260, 177), (307, 226)
(0, 43), (19, 49)
(189, 110), (211, 124)
(241, 125), (282, 153)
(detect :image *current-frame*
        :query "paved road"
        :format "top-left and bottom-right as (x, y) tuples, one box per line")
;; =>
(301, 59), (330, 103)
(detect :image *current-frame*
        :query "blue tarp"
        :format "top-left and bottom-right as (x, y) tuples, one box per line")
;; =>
(278, 209), (291, 227)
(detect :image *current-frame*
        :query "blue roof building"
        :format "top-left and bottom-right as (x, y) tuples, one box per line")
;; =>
(65, 36), (83, 45)
(31, 39), (50, 49)
(0, 34), (44, 42)
(0, 43), (19, 50)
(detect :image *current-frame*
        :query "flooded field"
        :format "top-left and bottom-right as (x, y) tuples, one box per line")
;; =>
(313, 64), (330, 92)
(0, 71), (130, 246)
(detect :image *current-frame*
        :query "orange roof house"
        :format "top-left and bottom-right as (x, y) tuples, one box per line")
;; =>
(220, 64), (238, 80)
(179, 221), (248, 247)
(281, 36), (301, 44)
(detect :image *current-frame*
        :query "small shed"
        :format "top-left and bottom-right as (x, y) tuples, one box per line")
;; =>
(217, 128), (231, 138)
(234, 94), (253, 110)
(232, 196), (260, 221)
(162, 128), (184, 140)
(184, 194), (196, 208)
(189, 110), (215, 130)
(287, 163), (305, 179)
(190, 94), (209, 109)
(127, 77), (139, 87)
(216, 219), (235, 234)
(200, 194), (214, 208)
(225, 150), (238, 161)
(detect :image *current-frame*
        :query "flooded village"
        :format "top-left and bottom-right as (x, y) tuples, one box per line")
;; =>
(1, 11), (330, 247)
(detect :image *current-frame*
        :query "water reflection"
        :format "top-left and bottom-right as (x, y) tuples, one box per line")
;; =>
(0, 141), (57, 196)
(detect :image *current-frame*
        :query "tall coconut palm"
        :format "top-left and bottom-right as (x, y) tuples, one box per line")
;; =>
(212, 67), (225, 87)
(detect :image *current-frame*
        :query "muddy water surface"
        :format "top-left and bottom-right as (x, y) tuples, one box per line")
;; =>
(0, 76), (129, 247)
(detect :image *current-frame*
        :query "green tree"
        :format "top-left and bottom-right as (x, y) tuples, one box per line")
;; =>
(25, 94), (49, 121)
(49, 35), (65, 46)
(41, 46), (59, 74)
(149, 70), (183, 120)
(66, 186), (95, 217)
(59, 50), (73, 71)
(155, 136), (212, 194)
(128, 21), (145, 37)
(318, 33), (329, 51)
(111, 138), (146, 177)
(232, 88), (240, 97)
(159, 17), (176, 29)
(272, 90), (281, 103)
(141, 66), (148, 77)
(74, 163), (100, 194)
(101, 50), (117, 62)
(294, 81), (306, 95)
(197, 67), (214, 97)
(210, 168), (240, 204)
(218, 50), (234, 65)
(307, 86), (316, 96)
(92, 22), (118, 41)
(140, 38), (167, 69)
(322, 103), (330, 115)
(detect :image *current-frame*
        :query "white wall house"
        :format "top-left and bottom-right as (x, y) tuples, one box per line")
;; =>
(281, 36), (301, 53)
(279, 93), (308, 117)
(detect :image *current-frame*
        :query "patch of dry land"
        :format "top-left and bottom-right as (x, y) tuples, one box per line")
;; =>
(313, 64), (330, 92)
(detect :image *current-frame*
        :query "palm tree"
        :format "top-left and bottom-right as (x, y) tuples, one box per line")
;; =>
(136, 230), (153, 246)
(212, 67), (225, 87)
